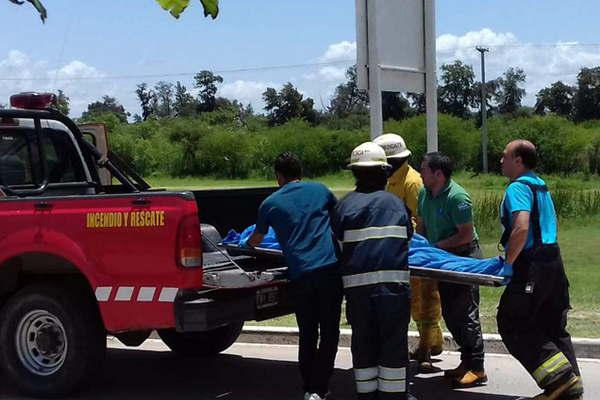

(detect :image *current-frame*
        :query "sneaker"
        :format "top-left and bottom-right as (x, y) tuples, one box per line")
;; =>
(444, 361), (467, 379)
(307, 394), (324, 400)
(451, 370), (488, 388)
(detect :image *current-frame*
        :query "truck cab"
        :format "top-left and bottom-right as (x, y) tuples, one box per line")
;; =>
(0, 93), (291, 397)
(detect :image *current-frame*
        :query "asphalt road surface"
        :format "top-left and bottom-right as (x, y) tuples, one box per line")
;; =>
(0, 339), (598, 399)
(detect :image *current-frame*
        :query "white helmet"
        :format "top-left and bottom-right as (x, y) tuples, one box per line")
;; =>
(374, 133), (412, 159)
(347, 142), (391, 169)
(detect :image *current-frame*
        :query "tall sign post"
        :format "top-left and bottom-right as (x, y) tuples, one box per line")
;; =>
(356, 0), (438, 151)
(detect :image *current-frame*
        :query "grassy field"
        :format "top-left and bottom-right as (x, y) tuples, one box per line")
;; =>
(147, 173), (600, 338)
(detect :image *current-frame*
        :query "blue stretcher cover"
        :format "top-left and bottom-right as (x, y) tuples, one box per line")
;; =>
(222, 226), (513, 284)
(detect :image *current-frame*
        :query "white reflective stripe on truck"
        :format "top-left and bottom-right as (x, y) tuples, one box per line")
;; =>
(95, 286), (178, 302)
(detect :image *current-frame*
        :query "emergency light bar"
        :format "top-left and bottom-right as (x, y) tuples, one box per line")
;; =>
(10, 92), (56, 110)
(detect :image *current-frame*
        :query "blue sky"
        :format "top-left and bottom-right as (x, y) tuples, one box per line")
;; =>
(2, 0), (600, 116)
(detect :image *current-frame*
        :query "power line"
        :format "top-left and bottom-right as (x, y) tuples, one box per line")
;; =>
(0, 59), (355, 82)
(1, 41), (599, 83)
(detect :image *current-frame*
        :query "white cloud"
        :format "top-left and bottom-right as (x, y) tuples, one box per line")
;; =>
(0, 49), (119, 117)
(436, 28), (600, 104)
(319, 66), (347, 81)
(317, 41), (356, 62)
(219, 80), (276, 109)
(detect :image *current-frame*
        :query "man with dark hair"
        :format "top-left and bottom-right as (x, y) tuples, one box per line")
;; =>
(334, 142), (416, 400)
(498, 140), (583, 400)
(416, 152), (487, 388)
(248, 152), (342, 400)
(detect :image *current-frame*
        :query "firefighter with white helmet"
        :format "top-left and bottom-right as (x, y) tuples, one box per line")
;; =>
(334, 142), (416, 400)
(374, 133), (444, 373)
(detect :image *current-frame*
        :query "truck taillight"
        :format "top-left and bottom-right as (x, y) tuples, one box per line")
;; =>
(10, 92), (57, 110)
(177, 216), (203, 268)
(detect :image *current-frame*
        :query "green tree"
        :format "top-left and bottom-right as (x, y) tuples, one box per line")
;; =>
(534, 81), (575, 117)
(81, 95), (128, 123)
(154, 81), (175, 118)
(173, 81), (197, 117)
(573, 67), (600, 122)
(194, 70), (223, 112)
(55, 89), (70, 116)
(382, 92), (411, 121)
(263, 83), (317, 126)
(136, 83), (157, 121)
(473, 79), (501, 119)
(438, 60), (477, 119)
(328, 65), (369, 118)
(495, 67), (527, 115)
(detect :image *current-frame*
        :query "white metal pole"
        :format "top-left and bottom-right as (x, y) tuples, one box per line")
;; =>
(367, 0), (383, 140)
(424, 0), (438, 152)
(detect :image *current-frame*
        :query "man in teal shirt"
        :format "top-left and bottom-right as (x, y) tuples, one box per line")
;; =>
(416, 152), (486, 388)
(248, 152), (342, 400)
(497, 140), (583, 400)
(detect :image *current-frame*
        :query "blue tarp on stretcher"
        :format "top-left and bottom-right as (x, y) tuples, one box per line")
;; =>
(222, 226), (513, 282)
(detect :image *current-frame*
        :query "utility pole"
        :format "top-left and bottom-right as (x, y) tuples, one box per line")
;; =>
(476, 46), (489, 173)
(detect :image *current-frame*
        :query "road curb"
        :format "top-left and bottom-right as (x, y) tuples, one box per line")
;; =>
(240, 326), (600, 359)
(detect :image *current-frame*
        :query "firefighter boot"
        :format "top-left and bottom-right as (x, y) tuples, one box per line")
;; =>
(410, 347), (441, 374)
(531, 375), (580, 400)
(560, 376), (584, 400)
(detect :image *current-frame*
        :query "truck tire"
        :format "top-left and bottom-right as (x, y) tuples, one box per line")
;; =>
(158, 321), (244, 357)
(0, 283), (106, 397)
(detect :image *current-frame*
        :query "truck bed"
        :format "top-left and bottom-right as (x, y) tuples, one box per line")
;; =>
(192, 187), (278, 236)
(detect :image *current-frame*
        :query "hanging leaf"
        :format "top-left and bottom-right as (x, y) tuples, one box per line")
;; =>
(155, 0), (219, 19)
(8, 0), (47, 22)
(156, 0), (190, 19)
(199, 0), (218, 19)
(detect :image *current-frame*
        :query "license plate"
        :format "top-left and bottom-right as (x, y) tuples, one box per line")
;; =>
(256, 286), (279, 309)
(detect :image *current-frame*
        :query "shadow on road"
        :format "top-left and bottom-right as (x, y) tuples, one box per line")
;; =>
(0, 348), (526, 399)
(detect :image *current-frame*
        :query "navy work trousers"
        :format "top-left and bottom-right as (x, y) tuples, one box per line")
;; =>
(346, 283), (411, 400)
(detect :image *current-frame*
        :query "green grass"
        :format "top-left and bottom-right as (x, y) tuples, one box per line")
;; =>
(148, 173), (600, 338)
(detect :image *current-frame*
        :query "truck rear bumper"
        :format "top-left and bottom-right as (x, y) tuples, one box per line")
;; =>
(175, 283), (294, 332)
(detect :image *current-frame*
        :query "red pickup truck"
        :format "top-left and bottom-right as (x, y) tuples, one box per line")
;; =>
(0, 93), (292, 397)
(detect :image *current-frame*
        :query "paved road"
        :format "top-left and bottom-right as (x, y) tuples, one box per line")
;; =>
(0, 339), (598, 399)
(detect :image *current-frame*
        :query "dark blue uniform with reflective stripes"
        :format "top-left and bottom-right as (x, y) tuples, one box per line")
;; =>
(333, 190), (414, 400)
(334, 190), (412, 284)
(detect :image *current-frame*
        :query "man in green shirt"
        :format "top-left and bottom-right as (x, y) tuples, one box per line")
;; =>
(416, 152), (486, 388)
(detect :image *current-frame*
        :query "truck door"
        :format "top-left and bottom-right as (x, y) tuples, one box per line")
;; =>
(35, 124), (191, 329)
(0, 123), (44, 266)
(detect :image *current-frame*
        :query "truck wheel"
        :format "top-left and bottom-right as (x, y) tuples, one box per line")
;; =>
(158, 321), (244, 357)
(0, 283), (105, 397)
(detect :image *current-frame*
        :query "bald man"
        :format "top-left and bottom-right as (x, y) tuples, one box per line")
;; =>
(497, 140), (583, 400)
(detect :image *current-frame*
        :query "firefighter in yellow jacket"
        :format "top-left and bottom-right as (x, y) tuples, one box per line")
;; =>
(374, 134), (443, 372)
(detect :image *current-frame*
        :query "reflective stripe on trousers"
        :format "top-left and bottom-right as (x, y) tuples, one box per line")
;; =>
(343, 270), (410, 289)
(354, 366), (407, 394)
(378, 366), (406, 393)
(343, 226), (408, 243)
(355, 367), (378, 393)
(533, 352), (571, 386)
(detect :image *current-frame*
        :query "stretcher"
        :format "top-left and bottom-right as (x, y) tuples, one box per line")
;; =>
(219, 244), (506, 287)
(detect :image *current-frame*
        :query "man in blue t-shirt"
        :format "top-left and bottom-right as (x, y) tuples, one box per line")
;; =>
(498, 140), (583, 400)
(248, 152), (341, 400)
